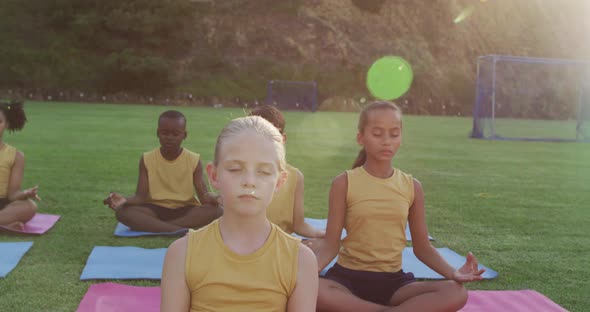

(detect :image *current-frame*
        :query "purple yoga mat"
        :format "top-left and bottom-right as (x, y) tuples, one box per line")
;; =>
(461, 290), (568, 312)
(0, 213), (60, 234)
(76, 283), (160, 312)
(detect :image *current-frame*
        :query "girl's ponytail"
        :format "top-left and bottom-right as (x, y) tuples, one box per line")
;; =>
(351, 148), (367, 169)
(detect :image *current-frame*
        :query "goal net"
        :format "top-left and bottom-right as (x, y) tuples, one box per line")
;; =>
(266, 80), (318, 112)
(471, 55), (590, 142)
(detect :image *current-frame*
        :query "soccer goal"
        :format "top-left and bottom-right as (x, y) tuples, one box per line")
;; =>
(266, 80), (318, 112)
(470, 55), (590, 142)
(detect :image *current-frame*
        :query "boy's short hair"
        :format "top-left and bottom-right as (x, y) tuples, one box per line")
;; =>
(159, 110), (186, 124)
(249, 105), (286, 133)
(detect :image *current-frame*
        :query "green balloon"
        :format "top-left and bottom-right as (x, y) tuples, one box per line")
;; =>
(366, 56), (413, 101)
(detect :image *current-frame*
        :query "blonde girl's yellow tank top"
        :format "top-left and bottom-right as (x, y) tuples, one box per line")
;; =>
(185, 219), (301, 312)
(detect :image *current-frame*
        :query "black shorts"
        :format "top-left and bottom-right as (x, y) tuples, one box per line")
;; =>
(324, 263), (416, 305)
(0, 198), (10, 210)
(142, 203), (195, 221)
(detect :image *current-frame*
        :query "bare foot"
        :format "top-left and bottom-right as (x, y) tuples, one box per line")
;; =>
(3, 221), (25, 231)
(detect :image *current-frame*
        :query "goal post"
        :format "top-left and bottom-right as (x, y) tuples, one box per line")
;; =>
(266, 80), (318, 112)
(471, 55), (590, 142)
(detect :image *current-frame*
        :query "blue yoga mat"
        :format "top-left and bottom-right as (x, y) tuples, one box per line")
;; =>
(302, 218), (433, 241)
(0, 241), (33, 278)
(80, 246), (166, 280)
(114, 222), (188, 237)
(321, 247), (498, 279)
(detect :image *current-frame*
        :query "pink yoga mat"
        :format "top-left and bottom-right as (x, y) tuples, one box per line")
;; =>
(0, 213), (60, 234)
(77, 283), (160, 312)
(76, 285), (568, 312)
(461, 290), (568, 312)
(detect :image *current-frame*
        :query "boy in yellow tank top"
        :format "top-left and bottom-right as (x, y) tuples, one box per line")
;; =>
(249, 105), (324, 238)
(161, 116), (318, 311)
(307, 102), (485, 312)
(0, 101), (39, 231)
(104, 110), (221, 233)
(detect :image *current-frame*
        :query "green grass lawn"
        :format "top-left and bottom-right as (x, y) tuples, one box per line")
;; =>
(1, 101), (589, 311)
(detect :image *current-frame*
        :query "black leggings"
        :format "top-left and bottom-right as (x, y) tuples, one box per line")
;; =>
(324, 263), (416, 305)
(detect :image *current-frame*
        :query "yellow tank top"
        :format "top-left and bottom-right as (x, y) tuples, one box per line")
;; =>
(267, 163), (298, 233)
(143, 148), (200, 209)
(337, 166), (415, 272)
(0, 144), (17, 198)
(185, 219), (300, 312)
